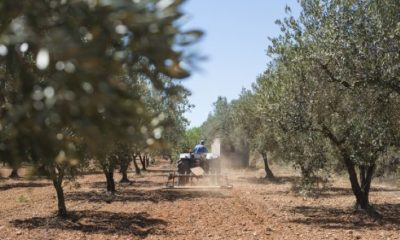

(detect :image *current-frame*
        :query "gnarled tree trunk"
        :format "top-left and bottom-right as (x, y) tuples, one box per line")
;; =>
(120, 165), (129, 183)
(139, 154), (147, 171)
(145, 155), (150, 168)
(321, 125), (380, 218)
(53, 178), (67, 217)
(343, 157), (376, 211)
(49, 165), (67, 217)
(102, 157), (116, 193)
(261, 151), (274, 179)
(119, 155), (130, 183)
(104, 169), (115, 193)
(9, 168), (20, 179)
(132, 154), (141, 175)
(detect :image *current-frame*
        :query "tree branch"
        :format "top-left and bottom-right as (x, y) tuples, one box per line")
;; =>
(314, 60), (351, 88)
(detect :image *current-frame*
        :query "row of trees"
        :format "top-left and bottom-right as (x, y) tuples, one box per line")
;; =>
(202, 0), (400, 217)
(201, 96), (251, 167)
(0, 0), (200, 217)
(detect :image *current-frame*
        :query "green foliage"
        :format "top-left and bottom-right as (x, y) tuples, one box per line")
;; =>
(202, 97), (236, 147)
(179, 127), (202, 153)
(253, 0), (400, 207)
(202, 96), (250, 167)
(200, 1), (400, 209)
(0, 0), (201, 216)
(151, 78), (193, 158)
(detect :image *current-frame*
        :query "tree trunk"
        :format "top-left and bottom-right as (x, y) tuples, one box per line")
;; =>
(132, 154), (141, 175)
(120, 168), (129, 183)
(357, 164), (375, 208)
(103, 167), (115, 193)
(145, 155), (150, 167)
(342, 153), (380, 218)
(53, 178), (67, 217)
(50, 166), (67, 218)
(359, 165), (366, 188)
(261, 151), (274, 179)
(321, 125), (380, 218)
(344, 157), (368, 208)
(9, 168), (20, 179)
(139, 154), (147, 171)
(119, 157), (130, 183)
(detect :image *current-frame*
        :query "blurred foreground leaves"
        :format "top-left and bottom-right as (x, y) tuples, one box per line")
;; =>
(0, 0), (201, 216)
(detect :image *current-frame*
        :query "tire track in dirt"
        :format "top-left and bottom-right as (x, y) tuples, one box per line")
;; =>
(223, 177), (284, 239)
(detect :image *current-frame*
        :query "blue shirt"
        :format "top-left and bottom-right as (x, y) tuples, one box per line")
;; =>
(192, 144), (208, 154)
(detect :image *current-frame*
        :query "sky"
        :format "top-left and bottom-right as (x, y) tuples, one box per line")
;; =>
(180, 0), (301, 128)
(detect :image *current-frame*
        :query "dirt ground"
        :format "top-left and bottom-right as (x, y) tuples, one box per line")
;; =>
(0, 161), (399, 240)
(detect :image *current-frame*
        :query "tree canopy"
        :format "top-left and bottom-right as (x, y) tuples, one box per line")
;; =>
(202, 0), (400, 218)
(0, 0), (201, 217)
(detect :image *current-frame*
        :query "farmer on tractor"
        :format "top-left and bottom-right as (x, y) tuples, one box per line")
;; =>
(167, 139), (229, 188)
(192, 140), (208, 156)
(192, 140), (211, 172)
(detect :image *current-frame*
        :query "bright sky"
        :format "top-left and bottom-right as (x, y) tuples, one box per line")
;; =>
(181, 0), (301, 128)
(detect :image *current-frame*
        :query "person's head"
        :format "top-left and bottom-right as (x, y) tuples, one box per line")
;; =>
(200, 140), (205, 145)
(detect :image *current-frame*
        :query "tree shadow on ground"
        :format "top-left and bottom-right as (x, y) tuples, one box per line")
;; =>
(146, 169), (174, 173)
(318, 187), (400, 198)
(129, 180), (166, 188)
(66, 189), (230, 203)
(0, 182), (51, 191)
(236, 176), (301, 185)
(258, 190), (292, 196)
(288, 204), (400, 230)
(89, 180), (166, 189)
(11, 210), (167, 237)
(375, 203), (400, 225)
(88, 181), (108, 189)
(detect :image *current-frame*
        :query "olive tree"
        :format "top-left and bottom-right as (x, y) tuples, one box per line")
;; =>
(0, 0), (201, 217)
(202, 96), (250, 168)
(255, 0), (400, 216)
(233, 88), (276, 178)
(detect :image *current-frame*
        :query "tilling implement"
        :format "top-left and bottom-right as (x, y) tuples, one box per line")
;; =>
(164, 153), (232, 189)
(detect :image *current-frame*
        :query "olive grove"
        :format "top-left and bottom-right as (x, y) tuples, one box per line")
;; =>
(205, 0), (400, 217)
(0, 0), (200, 217)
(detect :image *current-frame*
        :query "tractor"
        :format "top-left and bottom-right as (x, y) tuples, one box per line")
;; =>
(165, 152), (232, 189)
